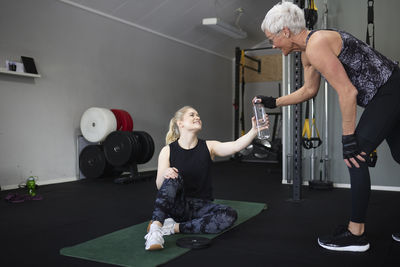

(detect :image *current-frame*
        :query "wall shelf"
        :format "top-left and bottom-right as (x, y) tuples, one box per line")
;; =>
(0, 68), (41, 78)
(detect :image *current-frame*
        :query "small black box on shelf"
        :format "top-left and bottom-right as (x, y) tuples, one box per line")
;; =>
(21, 56), (38, 74)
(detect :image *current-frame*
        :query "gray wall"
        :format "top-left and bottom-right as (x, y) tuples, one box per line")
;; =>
(0, 0), (233, 188)
(283, 0), (400, 188)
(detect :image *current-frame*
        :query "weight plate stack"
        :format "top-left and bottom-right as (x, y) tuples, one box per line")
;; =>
(80, 107), (117, 143)
(133, 131), (155, 164)
(103, 131), (141, 166)
(110, 109), (134, 131)
(79, 145), (110, 178)
(144, 131), (155, 163)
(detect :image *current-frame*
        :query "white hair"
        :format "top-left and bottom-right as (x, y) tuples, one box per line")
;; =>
(261, 1), (306, 34)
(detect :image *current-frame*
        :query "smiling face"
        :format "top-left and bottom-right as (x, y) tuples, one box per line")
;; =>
(177, 108), (202, 133)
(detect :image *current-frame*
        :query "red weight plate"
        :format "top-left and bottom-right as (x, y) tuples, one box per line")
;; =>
(111, 109), (123, 131)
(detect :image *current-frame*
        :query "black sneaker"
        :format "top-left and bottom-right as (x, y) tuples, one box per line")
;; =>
(392, 233), (400, 242)
(318, 225), (370, 252)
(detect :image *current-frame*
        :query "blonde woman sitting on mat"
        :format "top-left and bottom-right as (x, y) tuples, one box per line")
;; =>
(145, 105), (269, 250)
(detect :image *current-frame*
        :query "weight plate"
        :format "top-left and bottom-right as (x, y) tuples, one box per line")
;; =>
(80, 107), (117, 143)
(143, 131), (155, 163)
(79, 145), (107, 178)
(111, 109), (134, 131)
(110, 109), (123, 131)
(104, 131), (133, 166)
(176, 236), (211, 249)
(127, 132), (141, 163)
(132, 131), (149, 164)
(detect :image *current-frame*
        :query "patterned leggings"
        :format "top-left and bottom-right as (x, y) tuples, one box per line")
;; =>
(151, 175), (238, 234)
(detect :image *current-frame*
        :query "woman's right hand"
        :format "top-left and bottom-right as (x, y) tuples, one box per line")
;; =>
(253, 95), (277, 109)
(163, 167), (179, 179)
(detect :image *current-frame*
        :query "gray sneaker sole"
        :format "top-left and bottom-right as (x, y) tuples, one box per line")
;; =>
(318, 238), (370, 252)
(392, 234), (400, 242)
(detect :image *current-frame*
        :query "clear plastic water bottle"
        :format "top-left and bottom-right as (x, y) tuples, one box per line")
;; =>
(253, 103), (270, 140)
(26, 176), (36, 197)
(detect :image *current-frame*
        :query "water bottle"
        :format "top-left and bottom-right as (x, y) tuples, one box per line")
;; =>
(26, 176), (36, 197)
(253, 103), (270, 140)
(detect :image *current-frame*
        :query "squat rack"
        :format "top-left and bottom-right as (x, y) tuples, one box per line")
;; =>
(234, 46), (275, 140)
(233, 0), (309, 201)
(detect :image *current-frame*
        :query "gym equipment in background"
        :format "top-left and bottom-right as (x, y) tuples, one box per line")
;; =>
(306, 0), (333, 191)
(239, 111), (282, 164)
(233, 45), (283, 164)
(103, 131), (155, 183)
(78, 107), (154, 182)
(103, 131), (141, 167)
(80, 107), (117, 143)
(366, 0), (375, 48)
(110, 109), (134, 131)
(79, 145), (117, 179)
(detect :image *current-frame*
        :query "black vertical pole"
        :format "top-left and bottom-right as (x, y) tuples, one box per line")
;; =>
(234, 47), (241, 140)
(292, 52), (303, 201)
(292, 0), (304, 201)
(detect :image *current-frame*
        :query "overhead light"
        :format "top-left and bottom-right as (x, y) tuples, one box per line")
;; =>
(202, 17), (247, 39)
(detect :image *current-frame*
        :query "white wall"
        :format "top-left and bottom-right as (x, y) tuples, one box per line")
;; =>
(0, 0), (233, 188)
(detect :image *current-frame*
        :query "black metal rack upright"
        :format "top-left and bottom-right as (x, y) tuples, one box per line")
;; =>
(234, 37), (303, 200)
(234, 46), (273, 140)
(291, 51), (304, 201)
(289, 0), (305, 201)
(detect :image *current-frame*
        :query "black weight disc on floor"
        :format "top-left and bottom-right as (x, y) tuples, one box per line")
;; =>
(176, 236), (211, 249)
(79, 145), (108, 178)
(104, 131), (140, 166)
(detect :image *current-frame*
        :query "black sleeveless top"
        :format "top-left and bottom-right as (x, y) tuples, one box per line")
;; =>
(306, 29), (398, 107)
(169, 139), (213, 200)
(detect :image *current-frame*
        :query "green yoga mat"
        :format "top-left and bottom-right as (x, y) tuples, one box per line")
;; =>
(60, 199), (267, 267)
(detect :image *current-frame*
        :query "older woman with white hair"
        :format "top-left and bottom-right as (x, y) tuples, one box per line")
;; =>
(255, 1), (400, 252)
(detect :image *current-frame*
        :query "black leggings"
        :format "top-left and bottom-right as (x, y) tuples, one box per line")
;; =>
(350, 67), (400, 223)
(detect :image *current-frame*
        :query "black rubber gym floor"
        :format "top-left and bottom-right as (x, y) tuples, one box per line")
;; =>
(1, 161), (400, 267)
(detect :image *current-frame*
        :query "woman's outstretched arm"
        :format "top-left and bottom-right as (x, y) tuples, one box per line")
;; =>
(207, 116), (268, 158)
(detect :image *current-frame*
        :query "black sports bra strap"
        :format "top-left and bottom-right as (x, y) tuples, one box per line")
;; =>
(306, 30), (318, 45)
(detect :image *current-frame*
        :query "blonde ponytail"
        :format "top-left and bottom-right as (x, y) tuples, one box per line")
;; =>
(165, 106), (193, 145)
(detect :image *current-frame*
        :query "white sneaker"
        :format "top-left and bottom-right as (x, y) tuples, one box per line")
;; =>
(162, 218), (176, 236)
(144, 223), (164, 250)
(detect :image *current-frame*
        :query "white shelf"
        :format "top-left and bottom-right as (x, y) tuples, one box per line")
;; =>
(0, 68), (41, 78)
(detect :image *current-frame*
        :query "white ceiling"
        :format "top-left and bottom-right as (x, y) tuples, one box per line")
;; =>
(60, 0), (276, 59)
